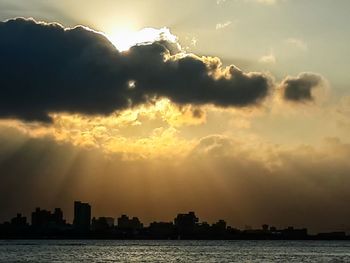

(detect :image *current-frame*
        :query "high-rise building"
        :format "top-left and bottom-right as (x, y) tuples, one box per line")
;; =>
(73, 201), (91, 232)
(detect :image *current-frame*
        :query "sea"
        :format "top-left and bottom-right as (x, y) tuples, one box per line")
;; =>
(0, 239), (350, 262)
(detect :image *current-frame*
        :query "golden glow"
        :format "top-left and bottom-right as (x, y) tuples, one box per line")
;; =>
(3, 99), (205, 159)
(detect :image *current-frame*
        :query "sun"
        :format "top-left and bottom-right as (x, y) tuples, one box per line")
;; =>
(106, 27), (178, 52)
(107, 28), (136, 52)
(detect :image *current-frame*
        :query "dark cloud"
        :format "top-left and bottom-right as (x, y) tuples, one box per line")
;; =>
(281, 73), (324, 102)
(0, 18), (272, 122)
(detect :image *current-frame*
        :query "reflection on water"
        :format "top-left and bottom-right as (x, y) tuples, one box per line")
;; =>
(0, 240), (350, 262)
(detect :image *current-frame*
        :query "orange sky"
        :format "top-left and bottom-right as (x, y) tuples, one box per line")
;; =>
(0, 1), (350, 234)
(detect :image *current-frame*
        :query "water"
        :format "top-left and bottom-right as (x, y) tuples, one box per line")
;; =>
(0, 240), (350, 262)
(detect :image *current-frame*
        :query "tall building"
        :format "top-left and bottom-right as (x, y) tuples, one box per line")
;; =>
(73, 201), (91, 232)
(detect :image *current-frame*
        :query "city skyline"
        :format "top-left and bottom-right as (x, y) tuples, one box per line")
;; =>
(1, 200), (347, 240)
(0, 0), (350, 235)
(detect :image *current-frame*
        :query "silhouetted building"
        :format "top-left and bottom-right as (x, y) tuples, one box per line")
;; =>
(281, 227), (308, 239)
(31, 207), (67, 232)
(1, 203), (348, 240)
(52, 208), (65, 226)
(149, 222), (175, 239)
(104, 217), (115, 228)
(11, 214), (27, 227)
(212, 220), (227, 231)
(212, 219), (227, 235)
(31, 208), (52, 227)
(262, 224), (269, 232)
(174, 212), (199, 239)
(73, 201), (91, 232)
(118, 215), (143, 230)
(92, 217), (114, 233)
(175, 212), (198, 227)
(195, 222), (211, 239)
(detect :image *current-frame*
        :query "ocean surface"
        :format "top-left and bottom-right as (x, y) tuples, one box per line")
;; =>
(0, 239), (350, 262)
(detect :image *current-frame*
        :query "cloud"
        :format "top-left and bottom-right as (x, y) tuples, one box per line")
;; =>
(217, 0), (280, 5)
(286, 38), (308, 51)
(333, 96), (350, 132)
(0, 18), (273, 122)
(244, 0), (280, 5)
(259, 53), (276, 64)
(216, 0), (227, 4)
(254, 0), (278, 4)
(188, 134), (350, 232)
(0, 98), (206, 160)
(281, 73), (325, 102)
(2, 124), (350, 232)
(216, 21), (232, 30)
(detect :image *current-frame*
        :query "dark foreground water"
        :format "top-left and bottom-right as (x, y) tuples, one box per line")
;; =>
(0, 240), (350, 262)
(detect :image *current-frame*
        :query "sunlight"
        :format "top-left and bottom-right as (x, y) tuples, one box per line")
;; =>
(7, 99), (204, 160)
(107, 27), (177, 52)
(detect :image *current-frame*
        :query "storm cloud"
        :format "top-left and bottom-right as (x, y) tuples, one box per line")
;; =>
(281, 73), (324, 102)
(0, 18), (272, 122)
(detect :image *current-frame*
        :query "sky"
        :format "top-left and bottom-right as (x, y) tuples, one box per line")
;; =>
(0, 0), (350, 233)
